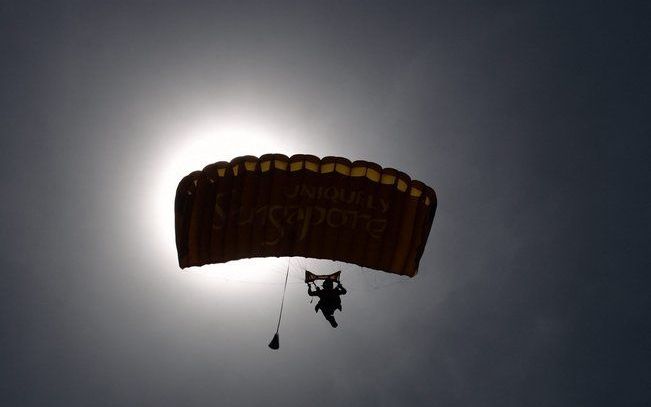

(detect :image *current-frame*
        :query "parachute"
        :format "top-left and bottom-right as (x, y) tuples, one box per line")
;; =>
(175, 154), (437, 277)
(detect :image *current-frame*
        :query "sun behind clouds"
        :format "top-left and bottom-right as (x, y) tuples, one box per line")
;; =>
(148, 115), (297, 278)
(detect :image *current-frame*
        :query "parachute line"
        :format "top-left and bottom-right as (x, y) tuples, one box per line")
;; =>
(268, 257), (291, 350)
(274, 257), (291, 334)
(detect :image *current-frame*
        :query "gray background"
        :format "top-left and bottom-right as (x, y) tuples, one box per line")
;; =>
(1, 1), (648, 406)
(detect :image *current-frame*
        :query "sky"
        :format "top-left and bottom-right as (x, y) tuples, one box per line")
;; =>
(1, 1), (649, 406)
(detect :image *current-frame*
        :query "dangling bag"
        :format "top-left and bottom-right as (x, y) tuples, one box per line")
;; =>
(268, 333), (279, 350)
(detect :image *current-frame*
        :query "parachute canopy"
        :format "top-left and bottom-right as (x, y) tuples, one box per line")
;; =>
(175, 154), (437, 277)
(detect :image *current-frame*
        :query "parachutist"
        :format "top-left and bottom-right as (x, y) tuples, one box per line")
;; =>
(308, 279), (347, 328)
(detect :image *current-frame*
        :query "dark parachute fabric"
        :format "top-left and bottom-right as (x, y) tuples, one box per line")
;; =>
(175, 154), (437, 277)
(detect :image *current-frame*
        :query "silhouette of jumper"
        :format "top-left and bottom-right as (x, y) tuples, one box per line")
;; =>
(308, 279), (347, 328)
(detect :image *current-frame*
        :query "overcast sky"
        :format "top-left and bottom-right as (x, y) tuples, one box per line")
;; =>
(1, 1), (648, 406)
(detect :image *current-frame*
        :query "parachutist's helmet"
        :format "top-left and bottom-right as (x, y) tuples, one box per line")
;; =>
(323, 279), (334, 289)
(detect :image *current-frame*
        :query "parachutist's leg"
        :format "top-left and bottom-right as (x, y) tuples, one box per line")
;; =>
(325, 314), (338, 328)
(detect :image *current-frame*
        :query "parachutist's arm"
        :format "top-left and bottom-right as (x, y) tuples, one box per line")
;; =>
(308, 284), (319, 296)
(336, 284), (347, 295)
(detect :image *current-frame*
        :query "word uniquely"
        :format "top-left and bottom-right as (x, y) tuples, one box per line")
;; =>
(284, 184), (391, 214)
